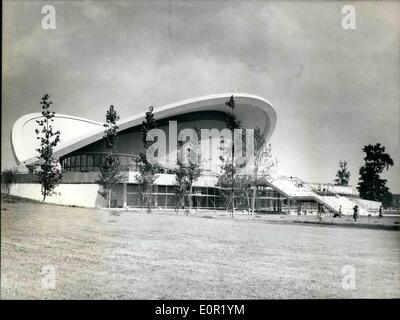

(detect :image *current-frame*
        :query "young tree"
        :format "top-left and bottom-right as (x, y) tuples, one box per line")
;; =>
(97, 105), (123, 208)
(135, 106), (159, 213)
(136, 153), (159, 212)
(218, 162), (251, 213)
(174, 159), (189, 213)
(35, 94), (62, 201)
(357, 143), (394, 207)
(248, 128), (277, 214)
(334, 160), (350, 186)
(174, 139), (202, 214)
(219, 95), (241, 217)
(217, 128), (249, 214)
(186, 161), (202, 211)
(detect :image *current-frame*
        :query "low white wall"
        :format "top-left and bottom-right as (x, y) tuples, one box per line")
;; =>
(9, 183), (100, 208)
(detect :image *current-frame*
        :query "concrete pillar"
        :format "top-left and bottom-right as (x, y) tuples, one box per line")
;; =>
(123, 183), (127, 208)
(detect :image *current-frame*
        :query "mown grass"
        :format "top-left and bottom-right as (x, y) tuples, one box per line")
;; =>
(1, 200), (399, 299)
(1, 193), (42, 204)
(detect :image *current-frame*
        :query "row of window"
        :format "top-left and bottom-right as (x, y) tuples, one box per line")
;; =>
(126, 193), (283, 210)
(60, 154), (178, 174)
(127, 185), (226, 208)
(127, 184), (227, 196)
(127, 185), (282, 197)
(60, 154), (138, 172)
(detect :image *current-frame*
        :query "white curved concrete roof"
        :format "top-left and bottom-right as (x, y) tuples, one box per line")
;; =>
(12, 93), (277, 165)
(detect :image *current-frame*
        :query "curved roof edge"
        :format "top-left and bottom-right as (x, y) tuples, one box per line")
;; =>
(13, 93), (277, 165)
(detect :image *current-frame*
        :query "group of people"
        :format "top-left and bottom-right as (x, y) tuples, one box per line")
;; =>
(334, 205), (384, 222)
(301, 203), (384, 221)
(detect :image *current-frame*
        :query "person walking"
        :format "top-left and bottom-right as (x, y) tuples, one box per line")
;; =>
(334, 205), (342, 218)
(378, 206), (384, 219)
(318, 204), (325, 222)
(353, 205), (358, 222)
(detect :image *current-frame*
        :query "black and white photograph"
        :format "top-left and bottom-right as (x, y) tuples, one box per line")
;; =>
(1, 0), (399, 307)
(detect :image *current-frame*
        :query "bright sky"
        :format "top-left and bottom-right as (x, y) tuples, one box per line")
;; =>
(2, 0), (399, 192)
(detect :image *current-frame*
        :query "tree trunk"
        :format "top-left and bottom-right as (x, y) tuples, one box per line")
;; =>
(108, 189), (111, 209)
(147, 185), (152, 213)
(231, 192), (235, 218)
(251, 186), (256, 214)
(175, 196), (179, 214)
(246, 190), (250, 212)
(189, 184), (193, 214)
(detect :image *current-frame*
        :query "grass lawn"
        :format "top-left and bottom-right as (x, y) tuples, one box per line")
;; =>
(1, 199), (399, 299)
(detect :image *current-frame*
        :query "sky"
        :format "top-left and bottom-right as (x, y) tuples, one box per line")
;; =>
(2, 0), (399, 192)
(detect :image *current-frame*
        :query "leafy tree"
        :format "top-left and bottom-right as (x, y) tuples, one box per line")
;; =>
(174, 139), (202, 214)
(218, 162), (251, 212)
(35, 94), (62, 201)
(174, 159), (189, 213)
(136, 153), (159, 212)
(185, 161), (202, 210)
(219, 102), (277, 215)
(1, 169), (18, 194)
(97, 105), (123, 208)
(224, 95), (241, 130)
(357, 143), (394, 207)
(334, 160), (350, 186)
(219, 95), (241, 217)
(135, 106), (159, 213)
(248, 128), (277, 214)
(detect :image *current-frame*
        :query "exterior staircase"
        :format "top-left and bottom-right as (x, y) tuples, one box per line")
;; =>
(267, 176), (379, 216)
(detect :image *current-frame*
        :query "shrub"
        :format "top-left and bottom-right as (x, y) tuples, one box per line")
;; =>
(1, 169), (18, 194)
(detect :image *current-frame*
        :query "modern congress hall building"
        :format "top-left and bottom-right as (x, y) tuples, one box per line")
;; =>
(10, 93), (380, 215)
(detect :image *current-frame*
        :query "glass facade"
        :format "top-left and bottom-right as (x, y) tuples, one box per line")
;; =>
(126, 184), (227, 209)
(59, 154), (285, 212)
(125, 183), (283, 211)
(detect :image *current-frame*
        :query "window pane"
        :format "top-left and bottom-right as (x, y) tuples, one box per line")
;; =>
(216, 196), (224, 208)
(157, 195), (166, 208)
(127, 194), (138, 207)
(81, 155), (87, 171)
(87, 155), (93, 171)
(66, 157), (70, 171)
(75, 155), (81, 171)
(94, 154), (102, 168)
(166, 195), (176, 208)
(208, 196), (216, 208)
(70, 156), (75, 169)
(197, 196), (206, 208)
(127, 184), (139, 193)
(256, 199), (266, 210)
